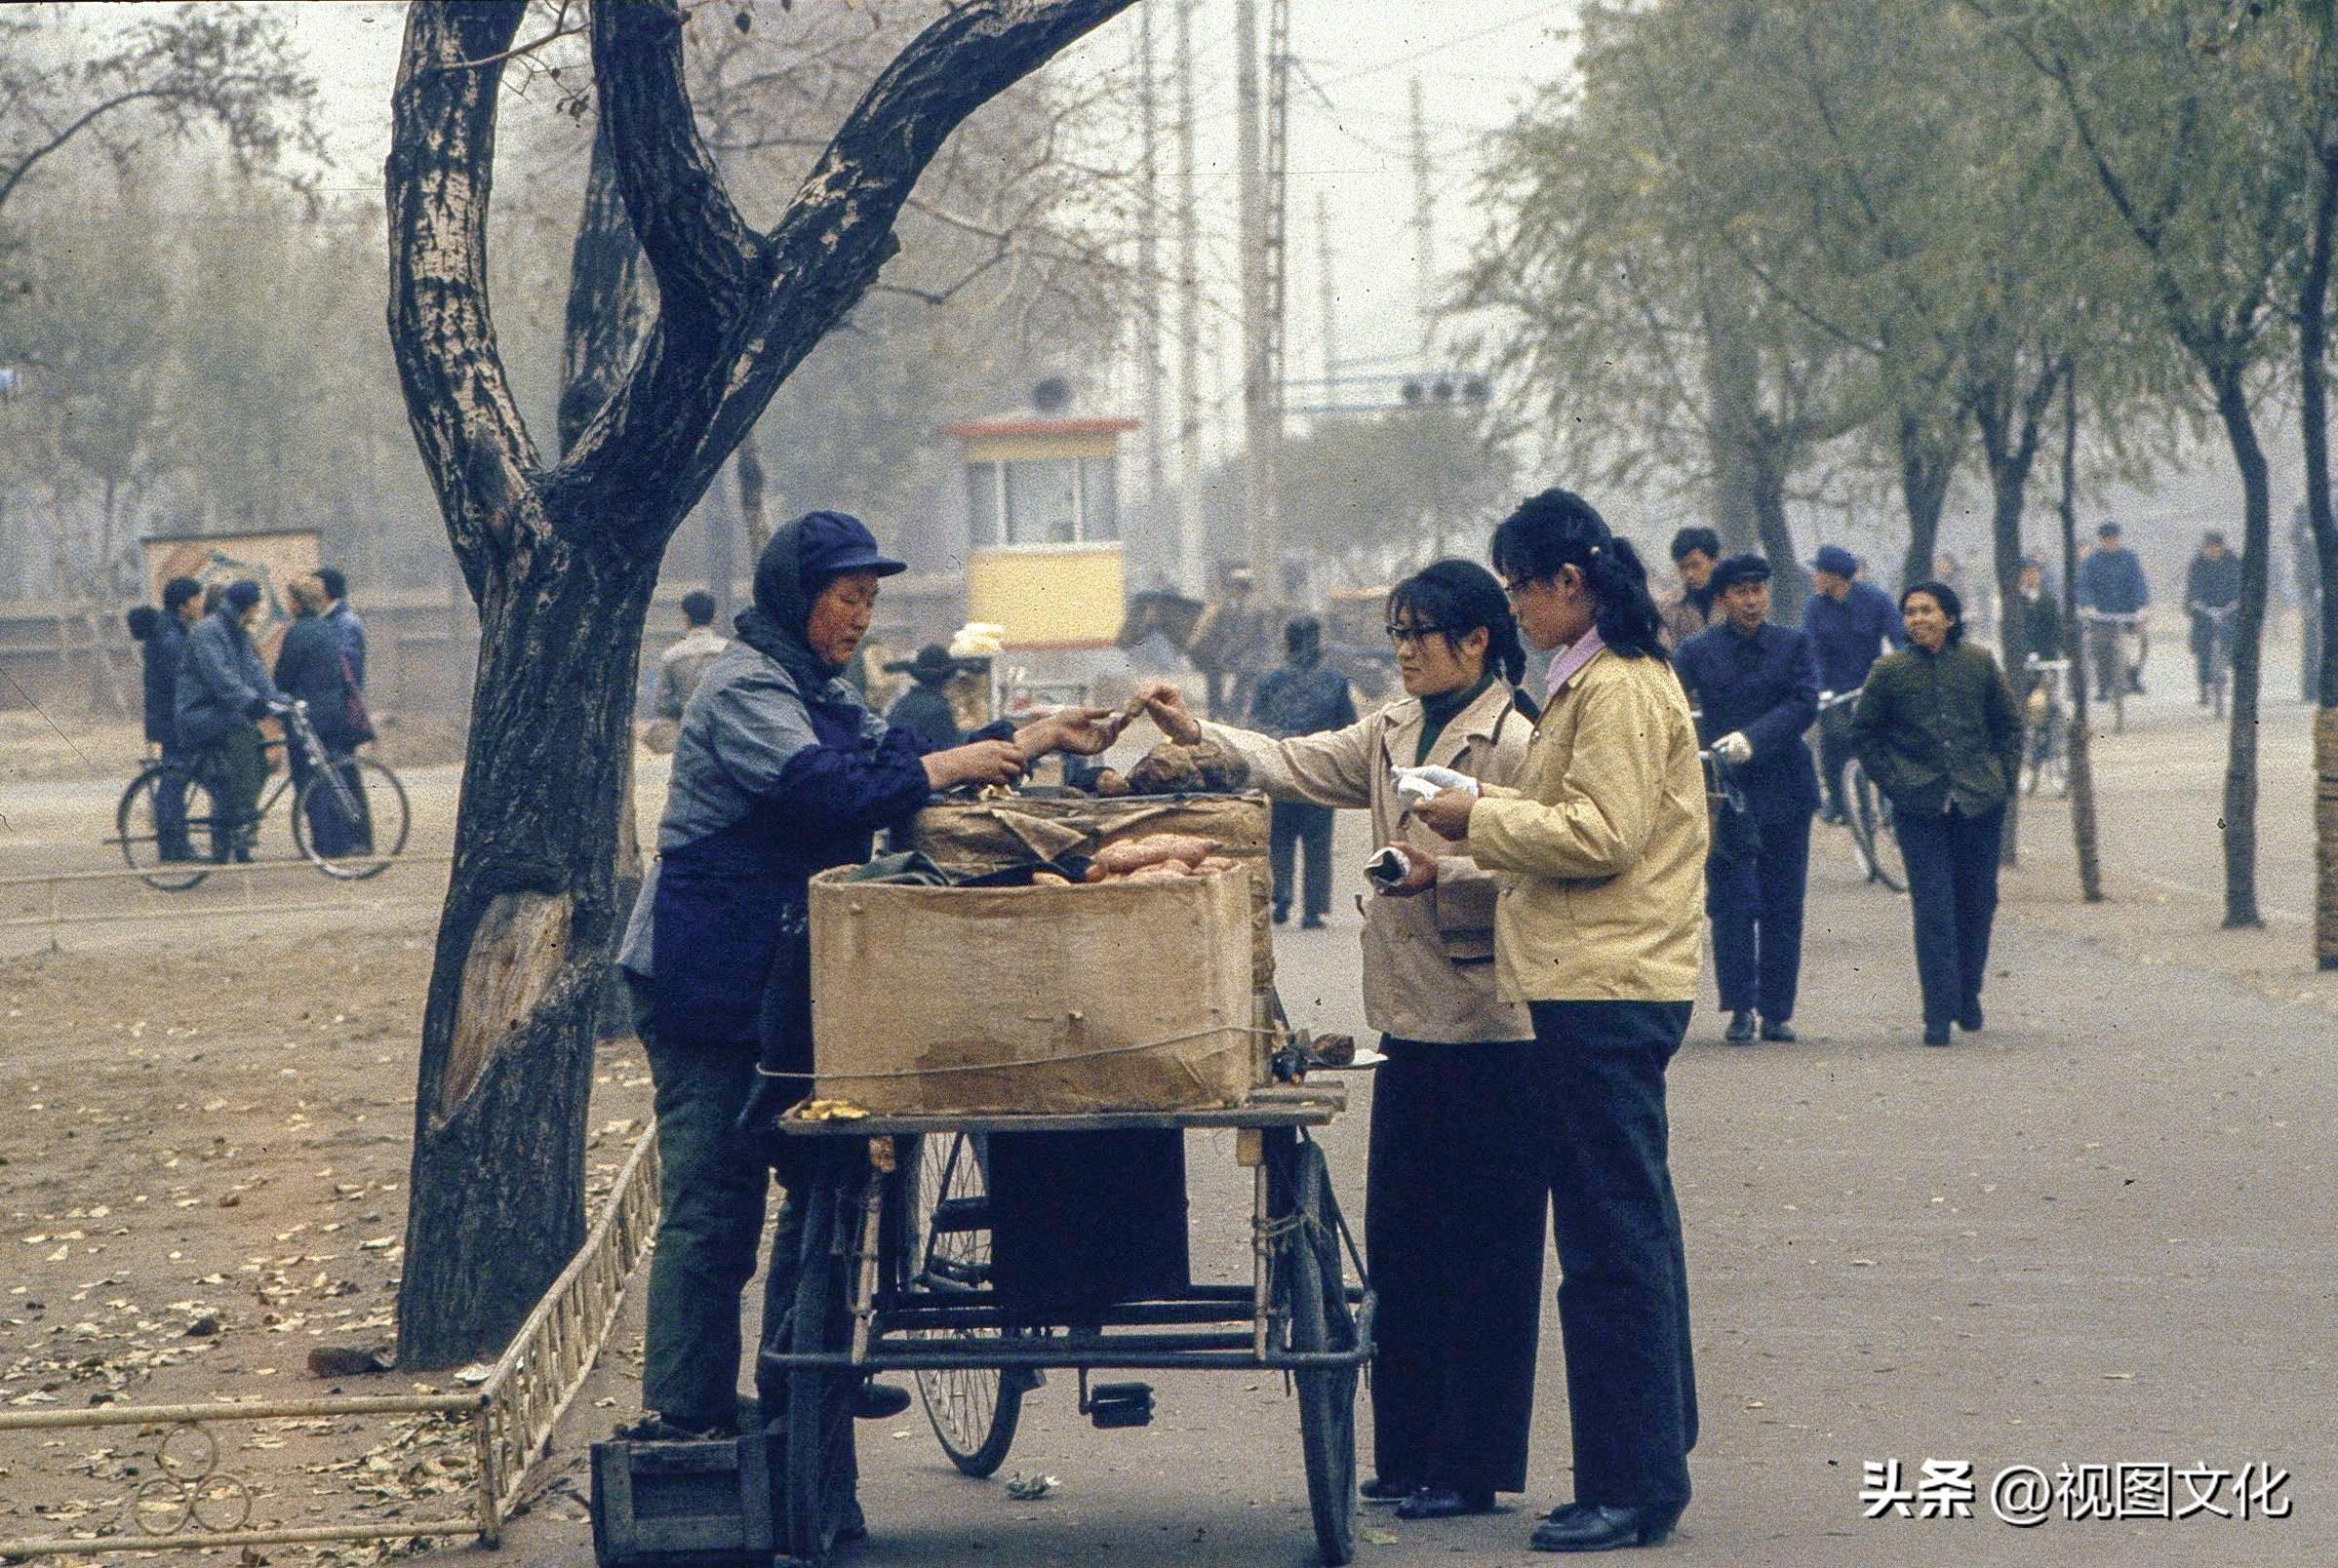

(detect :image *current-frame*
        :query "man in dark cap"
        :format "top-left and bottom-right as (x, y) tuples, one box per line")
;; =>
(134, 576), (205, 859)
(316, 567), (366, 692)
(2077, 520), (2150, 698)
(1248, 615), (1359, 928)
(1675, 554), (1820, 1044)
(1799, 544), (1905, 823)
(882, 644), (973, 751)
(2183, 530), (2242, 707)
(174, 579), (287, 862)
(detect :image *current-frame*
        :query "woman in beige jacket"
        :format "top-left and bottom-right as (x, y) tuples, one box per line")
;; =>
(1139, 561), (1543, 1523)
(1412, 490), (1706, 1553)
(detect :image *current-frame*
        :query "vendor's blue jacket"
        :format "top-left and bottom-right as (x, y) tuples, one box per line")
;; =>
(1800, 578), (1906, 695)
(1675, 618), (1822, 816)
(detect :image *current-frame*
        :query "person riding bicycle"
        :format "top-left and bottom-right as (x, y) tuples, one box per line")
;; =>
(2076, 520), (2150, 698)
(173, 579), (288, 863)
(1799, 543), (1904, 824)
(2183, 530), (2242, 708)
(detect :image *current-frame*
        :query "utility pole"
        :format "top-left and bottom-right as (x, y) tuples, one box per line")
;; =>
(1174, 0), (1205, 597)
(1410, 75), (1437, 355)
(1316, 190), (1338, 386)
(1235, 0), (1286, 603)
(1135, 4), (1166, 580)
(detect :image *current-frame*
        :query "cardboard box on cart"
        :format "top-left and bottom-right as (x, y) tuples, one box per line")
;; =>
(805, 854), (1260, 1117)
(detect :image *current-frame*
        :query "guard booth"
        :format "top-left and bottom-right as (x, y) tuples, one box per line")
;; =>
(944, 412), (1136, 709)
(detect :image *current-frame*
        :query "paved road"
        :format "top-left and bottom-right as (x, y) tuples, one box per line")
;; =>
(416, 663), (2335, 1567)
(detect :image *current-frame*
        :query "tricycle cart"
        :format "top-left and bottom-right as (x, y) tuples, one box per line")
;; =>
(760, 1086), (1373, 1566)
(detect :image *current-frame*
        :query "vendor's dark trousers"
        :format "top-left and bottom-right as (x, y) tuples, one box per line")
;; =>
(1528, 1000), (1696, 1515)
(1892, 804), (2004, 1029)
(633, 984), (770, 1433)
(1268, 801), (1335, 922)
(1815, 705), (1854, 819)
(1367, 1037), (1546, 1495)
(1703, 806), (1812, 1022)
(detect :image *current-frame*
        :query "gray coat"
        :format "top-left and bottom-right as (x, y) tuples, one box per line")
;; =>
(175, 608), (283, 750)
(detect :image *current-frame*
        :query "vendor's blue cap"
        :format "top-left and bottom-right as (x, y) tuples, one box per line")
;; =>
(795, 509), (906, 580)
(1810, 543), (1860, 578)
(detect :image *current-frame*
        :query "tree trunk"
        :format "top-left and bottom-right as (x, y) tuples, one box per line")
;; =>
(2059, 371), (2103, 902)
(2209, 366), (2272, 929)
(1749, 449), (1809, 620)
(1896, 413), (1953, 598)
(1973, 360), (2061, 869)
(1703, 298), (1763, 555)
(2300, 143), (2338, 966)
(734, 424), (771, 562)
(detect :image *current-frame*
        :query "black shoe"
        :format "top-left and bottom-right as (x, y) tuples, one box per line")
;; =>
(1396, 1485), (1497, 1520)
(1818, 805), (1846, 826)
(1957, 1002), (1984, 1033)
(1273, 906), (1290, 926)
(850, 1380), (912, 1420)
(1759, 1018), (1796, 1042)
(836, 1497), (868, 1544)
(1723, 1010), (1756, 1045)
(1529, 1503), (1680, 1551)
(1360, 1476), (1417, 1504)
(1301, 915), (1327, 930)
(1922, 1023), (1951, 1047)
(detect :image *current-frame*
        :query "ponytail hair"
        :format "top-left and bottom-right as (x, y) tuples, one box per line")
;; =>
(1386, 559), (1527, 686)
(1488, 487), (1669, 661)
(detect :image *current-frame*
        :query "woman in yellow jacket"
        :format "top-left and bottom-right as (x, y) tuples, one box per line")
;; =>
(1413, 489), (1709, 1553)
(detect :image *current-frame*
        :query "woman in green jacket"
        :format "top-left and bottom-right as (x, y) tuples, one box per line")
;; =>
(1849, 580), (2025, 1046)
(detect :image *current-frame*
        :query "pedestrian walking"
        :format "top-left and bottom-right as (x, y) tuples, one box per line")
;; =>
(1656, 526), (1720, 650)
(173, 579), (286, 863)
(881, 644), (974, 752)
(1187, 566), (1270, 718)
(611, 512), (1113, 1491)
(2183, 530), (2242, 707)
(1849, 581), (2025, 1047)
(1677, 553), (1820, 1044)
(132, 576), (204, 861)
(2077, 520), (2151, 697)
(274, 574), (373, 857)
(1248, 615), (1359, 928)
(1141, 560), (1543, 1521)
(1412, 488), (1706, 1553)
(1800, 543), (1905, 822)
(656, 590), (730, 720)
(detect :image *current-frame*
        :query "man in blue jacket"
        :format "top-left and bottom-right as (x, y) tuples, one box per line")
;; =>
(1677, 554), (1821, 1044)
(134, 577), (205, 859)
(2076, 520), (2151, 698)
(1799, 544), (1904, 823)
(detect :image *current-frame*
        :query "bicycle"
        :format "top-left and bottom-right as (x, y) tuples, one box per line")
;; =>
(2078, 608), (2146, 732)
(112, 700), (412, 890)
(2190, 602), (2238, 719)
(2019, 656), (2070, 797)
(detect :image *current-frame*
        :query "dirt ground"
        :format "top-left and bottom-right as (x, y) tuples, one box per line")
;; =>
(3, 633), (2334, 1564)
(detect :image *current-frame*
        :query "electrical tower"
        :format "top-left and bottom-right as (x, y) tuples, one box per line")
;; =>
(1316, 190), (1338, 386)
(1410, 75), (1437, 355)
(1173, 0), (1204, 597)
(1235, 0), (1289, 603)
(1135, 5), (1166, 565)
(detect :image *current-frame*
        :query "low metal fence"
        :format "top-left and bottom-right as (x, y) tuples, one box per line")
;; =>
(0, 855), (454, 948)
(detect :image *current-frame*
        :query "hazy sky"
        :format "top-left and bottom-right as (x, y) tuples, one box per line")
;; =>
(283, 1), (1579, 421)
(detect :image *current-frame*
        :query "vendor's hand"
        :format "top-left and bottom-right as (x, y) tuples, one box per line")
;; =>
(1016, 706), (1120, 759)
(1132, 681), (1205, 744)
(1377, 841), (1439, 897)
(1411, 788), (1477, 841)
(1714, 730), (1754, 765)
(924, 738), (1026, 792)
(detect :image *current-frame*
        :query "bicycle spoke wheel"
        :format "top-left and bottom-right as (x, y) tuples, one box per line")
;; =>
(1842, 761), (1905, 893)
(292, 758), (410, 880)
(1275, 1139), (1356, 1566)
(905, 1134), (1024, 1477)
(1839, 762), (1880, 883)
(115, 766), (218, 891)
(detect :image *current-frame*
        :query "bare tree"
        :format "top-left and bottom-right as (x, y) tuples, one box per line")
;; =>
(385, 0), (1134, 1367)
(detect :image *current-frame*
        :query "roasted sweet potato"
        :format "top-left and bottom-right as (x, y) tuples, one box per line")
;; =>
(1091, 833), (1217, 878)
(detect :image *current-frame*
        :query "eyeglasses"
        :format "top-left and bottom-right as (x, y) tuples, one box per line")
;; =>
(1385, 624), (1452, 648)
(1500, 578), (1536, 601)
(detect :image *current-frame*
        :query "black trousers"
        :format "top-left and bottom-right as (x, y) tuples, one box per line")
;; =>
(1268, 801), (1336, 921)
(1366, 1037), (1546, 1494)
(1815, 705), (1854, 819)
(1891, 803), (2004, 1029)
(1528, 1000), (1697, 1514)
(1703, 804), (1813, 1021)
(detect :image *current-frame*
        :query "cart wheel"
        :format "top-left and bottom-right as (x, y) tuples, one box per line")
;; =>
(1279, 1140), (1357, 1566)
(782, 1170), (857, 1564)
(903, 1133), (1025, 1476)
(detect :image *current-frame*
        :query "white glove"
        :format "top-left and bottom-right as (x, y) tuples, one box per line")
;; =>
(1715, 731), (1753, 765)
(1393, 764), (1479, 804)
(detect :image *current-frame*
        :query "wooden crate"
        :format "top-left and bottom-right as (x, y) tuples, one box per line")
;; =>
(589, 1435), (776, 1567)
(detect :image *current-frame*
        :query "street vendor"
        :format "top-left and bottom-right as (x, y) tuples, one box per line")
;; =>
(1136, 559), (1545, 1524)
(613, 510), (1114, 1457)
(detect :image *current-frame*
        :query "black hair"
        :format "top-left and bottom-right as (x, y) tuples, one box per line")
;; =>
(125, 605), (159, 642)
(1284, 614), (1322, 659)
(162, 576), (203, 612)
(1900, 579), (1965, 647)
(316, 566), (347, 601)
(1386, 558), (1527, 686)
(1491, 488), (1669, 661)
(681, 589), (718, 626)
(1669, 525), (1722, 565)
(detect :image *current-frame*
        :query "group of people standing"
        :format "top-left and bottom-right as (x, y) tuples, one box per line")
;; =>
(125, 568), (371, 860)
